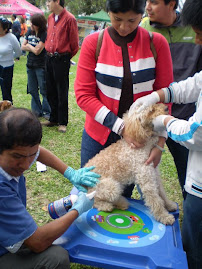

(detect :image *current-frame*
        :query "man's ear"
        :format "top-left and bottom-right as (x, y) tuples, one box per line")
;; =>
(169, 0), (176, 11)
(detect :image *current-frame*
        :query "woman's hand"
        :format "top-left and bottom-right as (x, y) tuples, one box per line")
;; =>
(145, 146), (162, 167)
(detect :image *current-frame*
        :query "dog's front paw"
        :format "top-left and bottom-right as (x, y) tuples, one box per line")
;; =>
(159, 214), (175, 225)
(94, 201), (114, 212)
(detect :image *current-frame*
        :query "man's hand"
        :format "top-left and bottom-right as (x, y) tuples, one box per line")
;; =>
(64, 166), (100, 192)
(129, 92), (160, 115)
(70, 192), (94, 216)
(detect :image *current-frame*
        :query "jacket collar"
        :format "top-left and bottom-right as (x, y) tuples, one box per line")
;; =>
(149, 11), (181, 29)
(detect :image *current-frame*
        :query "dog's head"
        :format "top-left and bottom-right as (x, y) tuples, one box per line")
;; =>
(0, 100), (12, 112)
(123, 103), (169, 143)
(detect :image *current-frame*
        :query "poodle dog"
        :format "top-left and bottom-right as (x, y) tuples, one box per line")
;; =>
(0, 100), (12, 112)
(86, 103), (177, 225)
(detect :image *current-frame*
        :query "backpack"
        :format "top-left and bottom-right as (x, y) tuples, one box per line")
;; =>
(95, 29), (157, 62)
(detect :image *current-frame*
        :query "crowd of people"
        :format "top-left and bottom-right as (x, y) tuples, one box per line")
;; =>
(0, 0), (201, 268)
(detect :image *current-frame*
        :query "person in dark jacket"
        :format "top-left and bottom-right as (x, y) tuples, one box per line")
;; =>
(141, 0), (202, 198)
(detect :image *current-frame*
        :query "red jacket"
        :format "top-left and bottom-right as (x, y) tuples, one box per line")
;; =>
(45, 8), (79, 58)
(75, 27), (173, 145)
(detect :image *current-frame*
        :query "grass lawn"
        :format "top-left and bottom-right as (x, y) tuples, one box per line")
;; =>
(11, 52), (183, 269)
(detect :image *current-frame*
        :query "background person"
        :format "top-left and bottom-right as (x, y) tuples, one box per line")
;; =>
(0, 107), (100, 269)
(21, 13), (51, 120)
(19, 15), (28, 56)
(0, 17), (21, 103)
(130, 1), (202, 265)
(74, 0), (173, 197)
(141, 0), (202, 197)
(90, 24), (99, 34)
(43, 0), (79, 133)
(11, 14), (21, 61)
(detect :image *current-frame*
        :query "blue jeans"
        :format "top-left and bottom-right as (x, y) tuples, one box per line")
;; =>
(81, 129), (134, 198)
(0, 65), (14, 103)
(182, 193), (202, 269)
(27, 67), (51, 118)
(166, 137), (188, 199)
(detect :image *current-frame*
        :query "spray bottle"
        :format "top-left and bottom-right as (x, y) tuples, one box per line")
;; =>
(48, 190), (96, 219)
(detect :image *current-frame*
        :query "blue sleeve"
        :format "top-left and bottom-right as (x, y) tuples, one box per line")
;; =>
(0, 180), (37, 248)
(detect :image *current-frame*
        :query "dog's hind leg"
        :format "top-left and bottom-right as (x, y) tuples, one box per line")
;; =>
(135, 166), (175, 225)
(94, 178), (122, 212)
(155, 169), (177, 212)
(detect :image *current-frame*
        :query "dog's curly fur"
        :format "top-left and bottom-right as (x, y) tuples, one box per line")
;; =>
(86, 104), (177, 225)
(0, 100), (12, 112)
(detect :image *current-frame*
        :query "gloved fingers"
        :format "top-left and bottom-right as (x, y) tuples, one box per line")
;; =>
(136, 104), (147, 114)
(76, 185), (88, 193)
(82, 171), (101, 179)
(83, 166), (96, 172)
(80, 179), (98, 188)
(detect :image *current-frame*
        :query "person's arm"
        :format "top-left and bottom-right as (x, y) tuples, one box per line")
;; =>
(21, 37), (28, 51)
(68, 17), (79, 58)
(130, 71), (202, 113)
(37, 146), (100, 192)
(75, 33), (125, 138)
(24, 192), (93, 253)
(22, 41), (45, 55)
(24, 210), (78, 252)
(10, 34), (22, 58)
(37, 146), (67, 174)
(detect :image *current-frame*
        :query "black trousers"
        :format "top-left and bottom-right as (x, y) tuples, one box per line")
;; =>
(166, 137), (188, 199)
(45, 54), (70, 126)
(0, 65), (14, 103)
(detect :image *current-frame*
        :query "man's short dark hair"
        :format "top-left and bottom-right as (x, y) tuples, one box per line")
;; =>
(12, 14), (17, 19)
(0, 108), (42, 154)
(164, 0), (178, 10)
(106, 0), (146, 15)
(53, 0), (64, 8)
(181, 0), (202, 30)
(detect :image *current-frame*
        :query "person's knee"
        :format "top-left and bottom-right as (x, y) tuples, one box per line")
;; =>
(44, 245), (70, 269)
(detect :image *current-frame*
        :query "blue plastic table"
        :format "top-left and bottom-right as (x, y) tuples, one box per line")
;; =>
(54, 199), (188, 269)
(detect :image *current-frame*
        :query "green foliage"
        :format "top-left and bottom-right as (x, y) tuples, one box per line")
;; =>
(67, 0), (107, 15)
(12, 52), (183, 269)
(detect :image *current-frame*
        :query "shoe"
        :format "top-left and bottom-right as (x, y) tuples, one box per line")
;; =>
(58, 125), (66, 133)
(43, 114), (50, 120)
(41, 121), (58, 127)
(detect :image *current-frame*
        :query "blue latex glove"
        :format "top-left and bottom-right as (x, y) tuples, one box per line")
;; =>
(64, 166), (100, 193)
(69, 192), (94, 216)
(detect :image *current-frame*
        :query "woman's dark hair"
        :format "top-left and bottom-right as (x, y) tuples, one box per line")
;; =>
(106, 0), (146, 14)
(31, 13), (47, 35)
(20, 16), (25, 24)
(181, 0), (202, 30)
(0, 17), (12, 34)
(0, 108), (42, 154)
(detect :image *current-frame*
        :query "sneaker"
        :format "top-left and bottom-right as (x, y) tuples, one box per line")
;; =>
(58, 125), (66, 133)
(41, 121), (58, 127)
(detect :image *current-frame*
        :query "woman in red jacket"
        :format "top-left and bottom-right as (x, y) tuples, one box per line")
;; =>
(74, 0), (173, 197)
